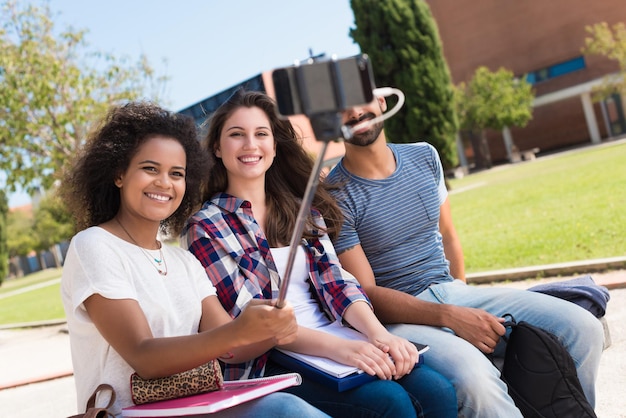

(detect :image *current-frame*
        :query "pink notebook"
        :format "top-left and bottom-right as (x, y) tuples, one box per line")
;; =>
(122, 373), (301, 417)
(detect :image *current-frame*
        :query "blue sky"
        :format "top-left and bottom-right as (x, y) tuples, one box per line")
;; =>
(8, 0), (361, 207)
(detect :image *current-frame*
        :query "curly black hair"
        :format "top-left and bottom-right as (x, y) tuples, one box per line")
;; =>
(60, 101), (210, 236)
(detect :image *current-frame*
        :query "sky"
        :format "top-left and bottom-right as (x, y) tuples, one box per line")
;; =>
(8, 0), (362, 208)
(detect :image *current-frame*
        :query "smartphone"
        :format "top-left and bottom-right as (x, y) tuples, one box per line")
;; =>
(272, 54), (376, 117)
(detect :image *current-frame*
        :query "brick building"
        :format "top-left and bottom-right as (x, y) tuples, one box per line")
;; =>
(180, 2), (626, 168)
(426, 0), (626, 166)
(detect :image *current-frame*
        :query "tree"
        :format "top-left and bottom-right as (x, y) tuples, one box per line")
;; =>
(32, 192), (74, 267)
(583, 22), (626, 100)
(0, 0), (167, 196)
(455, 66), (534, 168)
(6, 207), (37, 278)
(6, 210), (35, 258)
(4, 194), (72, 277)
(0, 191), (7, 284)
(453, 82), (493, 169)
(349, 0), (458, 169)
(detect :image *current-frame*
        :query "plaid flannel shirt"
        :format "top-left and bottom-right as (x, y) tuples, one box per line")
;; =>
(181, 193), (369, 380)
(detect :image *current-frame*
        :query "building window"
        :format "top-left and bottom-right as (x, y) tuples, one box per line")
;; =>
(525, 56), (586, 84)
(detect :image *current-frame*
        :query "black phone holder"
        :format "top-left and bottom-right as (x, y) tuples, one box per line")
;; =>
(272, 54), (375, 141)
(309, 112), (345, 144)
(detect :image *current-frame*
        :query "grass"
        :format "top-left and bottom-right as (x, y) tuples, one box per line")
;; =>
(0, 268), (62, 295)
(449, 141), (626, 273)
(0, 279), (64, 325)
(0, 269), (64, 325)
(1, 141), (625, 324)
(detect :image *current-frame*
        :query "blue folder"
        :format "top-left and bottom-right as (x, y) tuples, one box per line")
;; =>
(270, 343), (427, 392)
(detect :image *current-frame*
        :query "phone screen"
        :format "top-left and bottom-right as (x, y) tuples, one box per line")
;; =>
(272, 54), (375, 117)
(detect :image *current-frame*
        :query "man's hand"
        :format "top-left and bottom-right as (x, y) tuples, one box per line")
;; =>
(446, 305), (506, 353)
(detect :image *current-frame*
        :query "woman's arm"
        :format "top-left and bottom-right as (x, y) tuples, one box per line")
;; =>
(341, 300), (418, 379)
(199, 297), (297, 364)
(278, 324), (396, 380)
(84, 294), (298, 379)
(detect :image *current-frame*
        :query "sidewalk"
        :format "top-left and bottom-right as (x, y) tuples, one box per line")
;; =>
(0, 323), (73, 390)
(0, 323), (76, 417)
(0, 260), (624, 417)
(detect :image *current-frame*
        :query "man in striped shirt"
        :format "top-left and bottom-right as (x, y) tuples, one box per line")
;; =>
(325, 96), (603, 418)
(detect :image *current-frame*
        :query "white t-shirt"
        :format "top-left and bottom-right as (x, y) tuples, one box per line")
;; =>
(270, 245), (369, 346)
(271, 245), (341, 331)
(61, 227), (216, 416)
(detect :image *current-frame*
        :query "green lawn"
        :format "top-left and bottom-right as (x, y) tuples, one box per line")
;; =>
(0, 268), (64, 325)
(1, 141), (625, 324)
(449, 141), (626, 273)
(0, 280), (64, 324)
(0, 268), (62, 295)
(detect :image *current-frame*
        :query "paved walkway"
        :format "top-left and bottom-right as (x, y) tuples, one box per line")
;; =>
(0, 263), (624, 417)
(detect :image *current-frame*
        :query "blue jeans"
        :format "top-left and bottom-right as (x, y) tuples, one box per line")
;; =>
(387, 280), (604, 418)
(208, 392), (330, 417)
(266, 360), (456, 418)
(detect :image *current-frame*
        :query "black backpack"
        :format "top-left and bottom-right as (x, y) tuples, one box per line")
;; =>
(500, 314), (597, 418)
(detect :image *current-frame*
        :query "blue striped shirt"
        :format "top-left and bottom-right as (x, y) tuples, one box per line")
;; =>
(327, 142), (454, 296)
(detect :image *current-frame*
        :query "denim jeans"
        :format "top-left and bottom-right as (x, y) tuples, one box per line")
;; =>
(205, 392), (330, 418)
(387, 280), (604, 418)
(266, 360), (456, 418)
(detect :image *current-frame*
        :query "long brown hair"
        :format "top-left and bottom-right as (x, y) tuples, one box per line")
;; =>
(201, 89), (343, 245)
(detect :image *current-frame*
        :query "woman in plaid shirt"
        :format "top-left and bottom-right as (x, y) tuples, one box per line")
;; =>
(182, 90), (456, 418)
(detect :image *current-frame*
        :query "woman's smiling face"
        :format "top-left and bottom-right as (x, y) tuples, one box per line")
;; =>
(115, 135), (187, 223)
(216, 106), (276, 186)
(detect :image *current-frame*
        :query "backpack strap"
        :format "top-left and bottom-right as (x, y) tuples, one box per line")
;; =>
(500, 313), (517, 343)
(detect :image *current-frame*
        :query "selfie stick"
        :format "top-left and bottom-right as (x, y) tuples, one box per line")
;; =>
(275, 59), (347, 309)
(274, 59), (405, 309)
(275, 139), (330, 309)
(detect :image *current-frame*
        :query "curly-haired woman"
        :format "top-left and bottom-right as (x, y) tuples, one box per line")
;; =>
(60, 101), (328, 418)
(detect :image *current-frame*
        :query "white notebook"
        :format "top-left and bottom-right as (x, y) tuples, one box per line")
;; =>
(276, 322), (429, 378)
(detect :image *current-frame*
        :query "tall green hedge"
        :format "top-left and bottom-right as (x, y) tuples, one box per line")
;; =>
(0, 191), (8, 284)
(350, 0), (458, 168)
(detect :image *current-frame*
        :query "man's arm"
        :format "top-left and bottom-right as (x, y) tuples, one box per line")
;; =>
(338, 244), (454, 326)
(337, 245), (504, 353)
(439, 197), (466, 282)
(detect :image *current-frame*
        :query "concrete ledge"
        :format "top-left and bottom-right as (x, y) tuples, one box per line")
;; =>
(0, 370), (74, 390)
(0, 319), (67, 331)
(467, 256), (626, 285)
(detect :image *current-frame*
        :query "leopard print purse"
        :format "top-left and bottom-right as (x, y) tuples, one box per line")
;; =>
(130, 360), (224, 405)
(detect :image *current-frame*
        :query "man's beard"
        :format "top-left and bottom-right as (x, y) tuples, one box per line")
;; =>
(344, 113), (384, 147)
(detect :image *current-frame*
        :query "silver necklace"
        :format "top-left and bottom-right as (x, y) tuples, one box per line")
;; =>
(115, 218), (168, 276)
